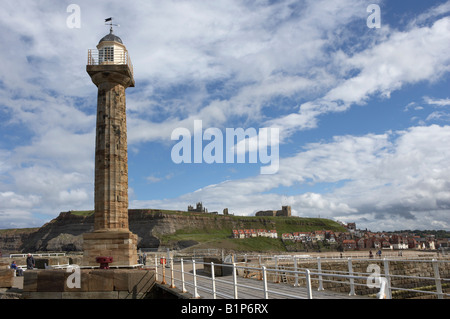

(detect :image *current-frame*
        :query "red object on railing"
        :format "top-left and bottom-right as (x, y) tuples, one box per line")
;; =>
(96, 256), (113, 269)
(160, 258), (166, 265)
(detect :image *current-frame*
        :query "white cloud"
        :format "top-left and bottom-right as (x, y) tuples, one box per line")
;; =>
(133, 125), (450, 231)
(426, 111), (450, 122)
(414, 0), (450, 25)
(424, 96), (450, 107)
(145, 173), (174, 184)
(268, 16), (450, 141)
(0, 209), (43, 229)
(0, 0), (449, 232)
(403, 102), (424, 112)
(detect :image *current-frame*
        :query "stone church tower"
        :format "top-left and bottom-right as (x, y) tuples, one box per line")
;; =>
(82, 26), (138, 266)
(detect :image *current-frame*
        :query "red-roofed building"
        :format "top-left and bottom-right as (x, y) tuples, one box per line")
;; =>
(343, 239), (357, 249)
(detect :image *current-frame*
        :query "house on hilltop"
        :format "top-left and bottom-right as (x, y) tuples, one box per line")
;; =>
(343, 239), (357, 249)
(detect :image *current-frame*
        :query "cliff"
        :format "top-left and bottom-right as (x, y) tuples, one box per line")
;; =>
(0, 209), (347, 253)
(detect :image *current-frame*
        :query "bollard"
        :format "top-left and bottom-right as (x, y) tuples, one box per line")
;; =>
(96, 256), (113, 269)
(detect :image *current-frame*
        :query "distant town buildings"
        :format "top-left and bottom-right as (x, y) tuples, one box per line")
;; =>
(189, 203), (446, 251)
(278, 222), (444, 251)
(232, 229), (278, 239)
(231, 225), (444, 251)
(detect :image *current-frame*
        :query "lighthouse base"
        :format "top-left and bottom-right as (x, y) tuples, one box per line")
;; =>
(82, 230), (138, 267)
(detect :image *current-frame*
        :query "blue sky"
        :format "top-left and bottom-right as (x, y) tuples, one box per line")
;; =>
(0, 0), (450, 231)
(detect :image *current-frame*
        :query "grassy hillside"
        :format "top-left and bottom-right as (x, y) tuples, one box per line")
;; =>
(153, 211), (347, 252)
(64, 209), (347, 252)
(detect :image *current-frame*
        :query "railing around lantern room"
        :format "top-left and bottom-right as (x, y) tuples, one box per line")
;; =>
(87, 48), (134, 78)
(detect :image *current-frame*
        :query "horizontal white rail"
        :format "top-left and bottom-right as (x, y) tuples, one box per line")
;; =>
(9, 253), (66, 258)
(87, 49), (134, 77)
(152, 256), (449, 300)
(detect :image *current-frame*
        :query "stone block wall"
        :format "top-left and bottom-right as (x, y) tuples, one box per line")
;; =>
(82, 230), (138, 266)
(203, 258), (233, 276)
(0, 269), (15, 288)
(22, 268), (155, 299)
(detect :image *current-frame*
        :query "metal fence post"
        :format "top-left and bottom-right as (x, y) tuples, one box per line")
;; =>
(155, 256), (158, 282)
(233, 262), (238, 299)
(275, 256), (279, 283)
(377, 278), (387, 299)
(211, 262), (216, 299)
(305, 269), (313, 299)
(192, 260), (200, 298)
(161, 257), (167, 285)
(294, 257), (299, 287)
(180, 258), (187, 293)
(258, 255), (263, 280)
(348, 258), (355, 296)
(169, 257), (175, 288)
(432, 259), (443, 299)
(383, 258), (392, 299)
(262, 266), (269, 299)
(317, 257), (324, 291)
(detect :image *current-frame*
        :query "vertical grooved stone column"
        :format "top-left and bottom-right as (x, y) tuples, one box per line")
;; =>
(95, 81), (129, 231)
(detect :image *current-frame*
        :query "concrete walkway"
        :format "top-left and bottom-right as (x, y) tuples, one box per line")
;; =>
(159, 262), (372, 299)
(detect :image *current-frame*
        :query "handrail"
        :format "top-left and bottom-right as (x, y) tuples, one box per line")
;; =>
(87, 49), (134, 78)
(9, 253), (66, 258)
(153, 256), (449, 299)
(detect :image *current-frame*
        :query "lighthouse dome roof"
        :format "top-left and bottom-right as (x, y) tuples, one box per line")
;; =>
(98, 29), (123, 44)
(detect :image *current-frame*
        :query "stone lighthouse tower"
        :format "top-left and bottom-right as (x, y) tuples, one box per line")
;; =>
(82, 25), (138, 267)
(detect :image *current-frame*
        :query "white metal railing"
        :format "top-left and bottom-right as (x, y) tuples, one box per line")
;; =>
(9, 253), (66, 258)
(87, 49), (134, 77)
(232, 252), (445, 262)
(151, 255), (449, 300)
(153, 258), (370, 299)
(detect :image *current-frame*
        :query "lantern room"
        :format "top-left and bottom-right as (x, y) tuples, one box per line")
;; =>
(87, 27), (133, 70)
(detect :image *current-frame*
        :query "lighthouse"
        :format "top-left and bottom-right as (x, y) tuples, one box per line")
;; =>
(82, 23), (138, 267)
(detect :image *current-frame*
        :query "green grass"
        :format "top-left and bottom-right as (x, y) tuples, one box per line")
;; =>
(0, 227), (39, 234)
(232, 237), (287, 251)
(154, 211), (346, 251)
(67, 208), (347, 252)
(69, 210), (94, 216)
